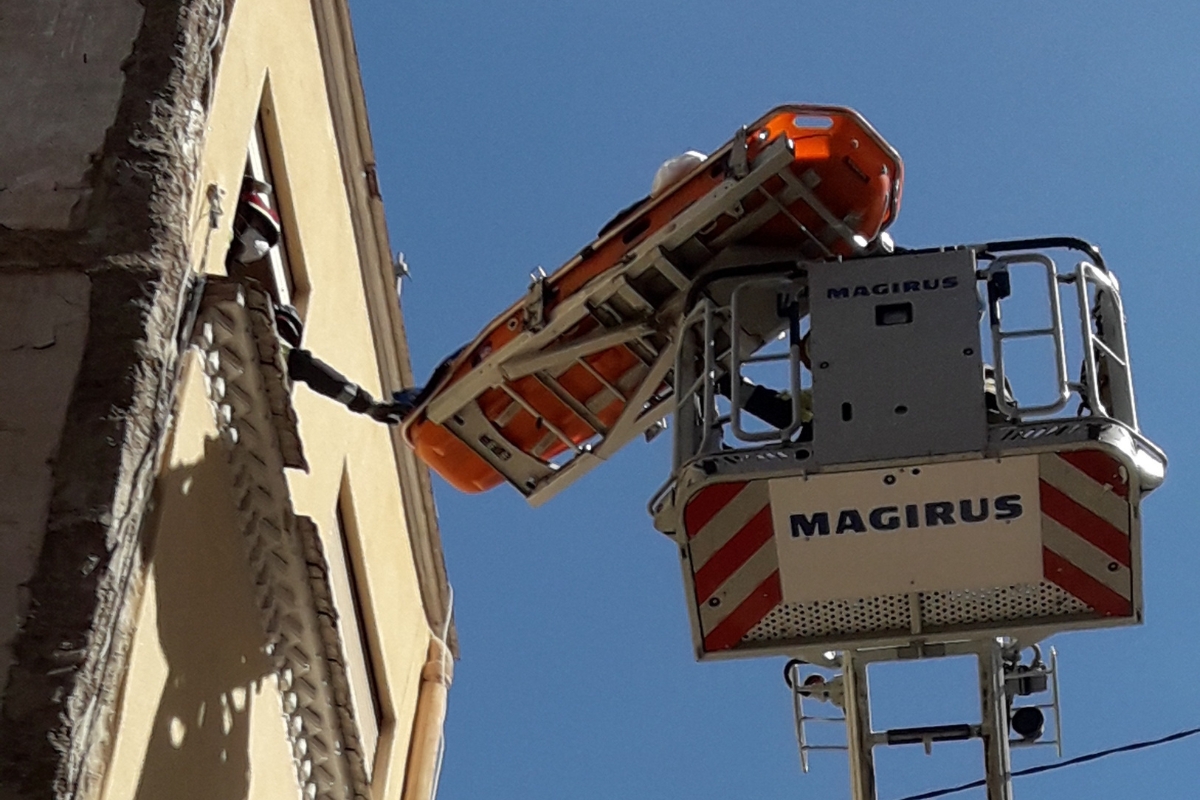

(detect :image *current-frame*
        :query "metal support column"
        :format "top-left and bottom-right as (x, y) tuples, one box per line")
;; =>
(843, 651), (877, 800)
(978, 642), (1014, 800)
(794, 640), (1026, 799)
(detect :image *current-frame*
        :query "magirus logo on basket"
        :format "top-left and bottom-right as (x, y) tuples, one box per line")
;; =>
(788, 494), (1024, 539)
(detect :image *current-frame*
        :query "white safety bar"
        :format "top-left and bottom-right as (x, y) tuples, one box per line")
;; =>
(729, 279), (805, 442)
(985, 254), (1140, 430)
(984, 254), (1072, 418)
(1073, 262), (1138, 429)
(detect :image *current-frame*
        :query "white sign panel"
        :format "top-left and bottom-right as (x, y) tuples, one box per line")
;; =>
(770, 457), (1042, 602)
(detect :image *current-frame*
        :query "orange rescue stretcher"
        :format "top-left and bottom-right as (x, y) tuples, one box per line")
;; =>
(400, 105), (904, 504)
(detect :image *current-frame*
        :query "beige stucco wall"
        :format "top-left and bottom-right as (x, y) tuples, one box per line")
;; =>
(100, 0), (432, 796)
(101, 358), (300, 800)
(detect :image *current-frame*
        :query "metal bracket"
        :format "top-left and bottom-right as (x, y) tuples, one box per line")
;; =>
(523, 267), (550, 332)
(730, 125), (751, 179)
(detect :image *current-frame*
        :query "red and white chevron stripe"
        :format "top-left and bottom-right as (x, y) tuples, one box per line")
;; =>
(1039, 450), (1133, 618)
(683, 481), (782, 652)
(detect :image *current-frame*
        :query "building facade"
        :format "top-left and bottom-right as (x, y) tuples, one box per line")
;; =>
(0, 1), (452, 798)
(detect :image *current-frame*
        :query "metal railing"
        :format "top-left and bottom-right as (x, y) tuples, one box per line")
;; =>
(984, 253), (1140, 431)
(729, 278), (806, 442)
(983, 254), (1072, 418)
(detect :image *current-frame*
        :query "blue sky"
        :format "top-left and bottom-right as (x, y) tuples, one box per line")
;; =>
(349, 3), (1200, 798)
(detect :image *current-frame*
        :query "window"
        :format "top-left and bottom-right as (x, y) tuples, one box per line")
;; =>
(325, 474), (383, 777)
(226, 86), (309, 315)
(240, 119), (295, 305)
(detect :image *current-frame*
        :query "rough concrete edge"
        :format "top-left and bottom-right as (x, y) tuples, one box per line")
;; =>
(0, 0), (224, 797)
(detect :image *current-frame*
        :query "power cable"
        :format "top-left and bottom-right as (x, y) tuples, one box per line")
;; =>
(894, 725), (1200, 800)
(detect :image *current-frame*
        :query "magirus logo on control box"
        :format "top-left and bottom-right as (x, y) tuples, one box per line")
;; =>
(823, 274), (961, 300)
(769, 457), (1043, 602)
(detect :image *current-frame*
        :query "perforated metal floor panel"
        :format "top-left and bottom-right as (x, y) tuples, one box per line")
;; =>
(742, 582), (1092, 645)
(745, 594), (910, 642)
(919, 583), (1090, 627)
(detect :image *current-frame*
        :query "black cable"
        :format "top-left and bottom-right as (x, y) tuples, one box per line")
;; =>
(894, 725), (1200, 800)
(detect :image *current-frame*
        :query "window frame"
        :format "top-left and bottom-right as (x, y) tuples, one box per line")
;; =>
(229, 81), (311, 317)
(325, 470), (385, 779)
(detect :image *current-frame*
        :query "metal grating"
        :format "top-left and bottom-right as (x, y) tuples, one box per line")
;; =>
(744, 594), (911, 642)
(919, 582), (1089, 627)
(742, 582), (1092, 645)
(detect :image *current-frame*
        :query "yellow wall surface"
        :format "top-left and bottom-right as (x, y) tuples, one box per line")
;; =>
(100, 0), (432, 797)
(101, 358), (300, 800)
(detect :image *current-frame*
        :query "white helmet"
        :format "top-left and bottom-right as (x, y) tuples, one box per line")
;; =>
(650, 150), (706, 198)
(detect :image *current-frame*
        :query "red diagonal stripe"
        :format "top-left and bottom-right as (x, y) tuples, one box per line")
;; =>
(693, 505), (773, 602)
(703, 571), (782, 651)
(1043, 548), (1131, 617)
(684, 482), (747, 539)
(1040, 480), (1130, 567)
(1057, 451), (1129, 499)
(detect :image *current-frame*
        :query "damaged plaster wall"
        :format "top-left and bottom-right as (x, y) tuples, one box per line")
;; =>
(0, 271), (91, 713)
(0, 0), (223, 796)
(0, 0), (146, 229)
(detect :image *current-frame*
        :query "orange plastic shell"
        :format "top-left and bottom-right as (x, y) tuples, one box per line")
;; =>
(405, 105), (903, 494)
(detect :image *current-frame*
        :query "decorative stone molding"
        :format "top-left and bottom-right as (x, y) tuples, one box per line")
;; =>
(194, 278), (369, 800)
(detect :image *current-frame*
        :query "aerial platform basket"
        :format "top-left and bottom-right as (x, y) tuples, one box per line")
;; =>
(651, 238), (1165, 661)
(400, 105), (903, 503)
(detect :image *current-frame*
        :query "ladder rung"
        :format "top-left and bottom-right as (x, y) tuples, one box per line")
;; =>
(1091, 337), (1127, 367)
(741, 351), (792, 365)
(882, 724), (977, 746)
(499, 383), (580, 453)
(532, 371), (608, 436)
(645, 249), (690, 290)
(529, 429), (561, 459)
(502, 322), (653, 379)
(493, 400), (523, 429)
(579, 358), (627, 402)
(759, 184), (832, 257)
(614, 361), (651, 396)
(998, 327), (1056, 340)
(778, 169), (861, 249)
(710, 181), (804, 250)
(613, 279), (657, 316)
